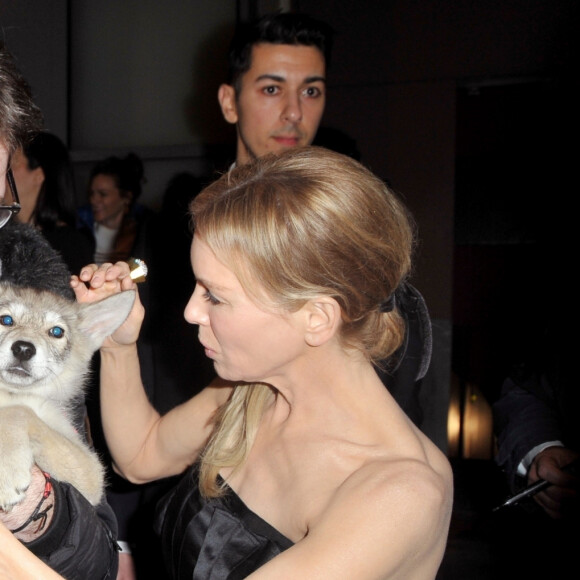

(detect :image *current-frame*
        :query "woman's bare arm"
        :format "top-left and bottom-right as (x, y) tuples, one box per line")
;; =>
(100, 345), (230, 483)
(71, 262), (232, 483)
(0, 523), (64, 580)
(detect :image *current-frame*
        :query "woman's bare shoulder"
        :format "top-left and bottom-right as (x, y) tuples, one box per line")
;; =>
(324, 455), (452, 568)
(250, 455), (453, 579)
(340, 454), (452, 521)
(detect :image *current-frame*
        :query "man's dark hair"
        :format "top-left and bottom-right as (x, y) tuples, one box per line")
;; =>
(227, 12), (334, 92)
(0, 44), (43, 156)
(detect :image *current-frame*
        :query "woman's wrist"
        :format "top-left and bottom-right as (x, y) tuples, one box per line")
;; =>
(100, 337), (138, 353)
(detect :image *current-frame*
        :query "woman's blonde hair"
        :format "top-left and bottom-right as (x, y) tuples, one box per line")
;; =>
(190, 146), (415, 496)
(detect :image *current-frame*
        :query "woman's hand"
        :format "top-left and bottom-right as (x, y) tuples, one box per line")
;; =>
(71, 262), (134, 301)
(71, 262), (145, 347)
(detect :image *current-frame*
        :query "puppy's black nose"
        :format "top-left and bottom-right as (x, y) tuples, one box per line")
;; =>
(12, 340), (36, 361)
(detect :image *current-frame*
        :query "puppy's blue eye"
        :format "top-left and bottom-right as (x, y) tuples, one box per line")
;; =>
(0, 315), (14, 326)
(49, 326), (65, 338)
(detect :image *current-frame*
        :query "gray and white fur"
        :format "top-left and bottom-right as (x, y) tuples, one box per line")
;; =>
(0, 283), (135, 510)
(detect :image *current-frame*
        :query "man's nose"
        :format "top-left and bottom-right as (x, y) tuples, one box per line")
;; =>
(281, 93), (303, 123)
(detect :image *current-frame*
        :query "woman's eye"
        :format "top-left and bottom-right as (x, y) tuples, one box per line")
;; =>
(49, 326), (65, 338)
(203, 291), (221, 305)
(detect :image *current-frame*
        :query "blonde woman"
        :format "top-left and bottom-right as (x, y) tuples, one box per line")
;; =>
(70, 146), (453, 579)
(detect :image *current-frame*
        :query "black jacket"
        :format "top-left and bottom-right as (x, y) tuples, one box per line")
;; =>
(27, 482), (119, 579)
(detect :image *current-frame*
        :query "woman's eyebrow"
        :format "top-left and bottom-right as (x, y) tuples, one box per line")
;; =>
(194, 277), (230, 292)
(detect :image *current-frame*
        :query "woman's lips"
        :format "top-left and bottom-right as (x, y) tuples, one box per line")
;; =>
(200, 341), (216, 359)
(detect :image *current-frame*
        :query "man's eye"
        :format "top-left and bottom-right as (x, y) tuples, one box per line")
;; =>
(203, 291), (221, 305)
(304, 86), (322, 98)
(0, 315), (14, 326)
(263, 86), (279, 95)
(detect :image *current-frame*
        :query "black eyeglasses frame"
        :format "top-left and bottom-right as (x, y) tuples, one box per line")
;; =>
(0, 168), (22, 227)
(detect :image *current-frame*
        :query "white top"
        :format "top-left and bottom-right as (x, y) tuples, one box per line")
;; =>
(93, 223), (118, 264)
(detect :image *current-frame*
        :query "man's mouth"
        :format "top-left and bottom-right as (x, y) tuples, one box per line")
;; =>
(272, 135), (301, 146)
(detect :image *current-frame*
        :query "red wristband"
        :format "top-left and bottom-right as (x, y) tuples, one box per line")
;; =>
(9, 471), (54, 534)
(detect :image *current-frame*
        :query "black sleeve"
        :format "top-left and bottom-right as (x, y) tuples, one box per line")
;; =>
(493, 374), (563, 491)
(25, 480), (119, 580)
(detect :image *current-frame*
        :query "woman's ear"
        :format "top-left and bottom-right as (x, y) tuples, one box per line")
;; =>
(303, 297), (341, 347)
(218, 84), (238, 124)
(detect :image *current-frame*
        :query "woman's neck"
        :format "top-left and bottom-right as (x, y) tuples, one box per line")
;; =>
(99, 210), (125, 230)
(267, 347), (382, 422)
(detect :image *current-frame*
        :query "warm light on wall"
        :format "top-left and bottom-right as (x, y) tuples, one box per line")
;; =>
(447, 373), (462, 457)
(448, 375), (494, 459)
(462, 382), (494, 459)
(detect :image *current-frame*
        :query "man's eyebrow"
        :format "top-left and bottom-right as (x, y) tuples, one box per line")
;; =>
(254, 74), (326, 84)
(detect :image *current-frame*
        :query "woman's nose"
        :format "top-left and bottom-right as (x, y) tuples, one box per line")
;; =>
(184, 285), (209, 326)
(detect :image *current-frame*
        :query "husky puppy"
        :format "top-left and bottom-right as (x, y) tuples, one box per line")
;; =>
(0, 283), (135, 510)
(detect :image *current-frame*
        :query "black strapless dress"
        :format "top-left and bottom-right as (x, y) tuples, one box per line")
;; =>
(155, 465), (294, 579)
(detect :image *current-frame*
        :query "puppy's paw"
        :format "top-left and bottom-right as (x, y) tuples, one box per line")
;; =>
(0, 454), (33, 511)
(0, 428), (35, 511)
(0, 485), (28, 512)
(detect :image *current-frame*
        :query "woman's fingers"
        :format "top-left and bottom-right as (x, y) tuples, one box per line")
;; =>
(71, 262), (136, 303)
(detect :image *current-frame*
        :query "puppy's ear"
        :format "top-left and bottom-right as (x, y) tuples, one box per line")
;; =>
(78, 291), (136, 350)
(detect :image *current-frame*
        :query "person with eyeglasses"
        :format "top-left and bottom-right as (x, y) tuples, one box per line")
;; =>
(1, 168), (21, 226)
(0, 46), (74, 299)
(1, 43), (121, 580)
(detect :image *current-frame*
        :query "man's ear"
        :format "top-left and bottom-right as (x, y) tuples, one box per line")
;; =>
(218, 84), (238, 124)
(33, 166), (45, 188)
(303, 297), (341, 347)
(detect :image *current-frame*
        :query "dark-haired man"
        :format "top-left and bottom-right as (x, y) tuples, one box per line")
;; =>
(217, 13), (331, 165)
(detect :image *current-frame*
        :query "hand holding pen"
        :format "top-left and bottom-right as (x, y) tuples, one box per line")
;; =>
(494, 452), (580, 517)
